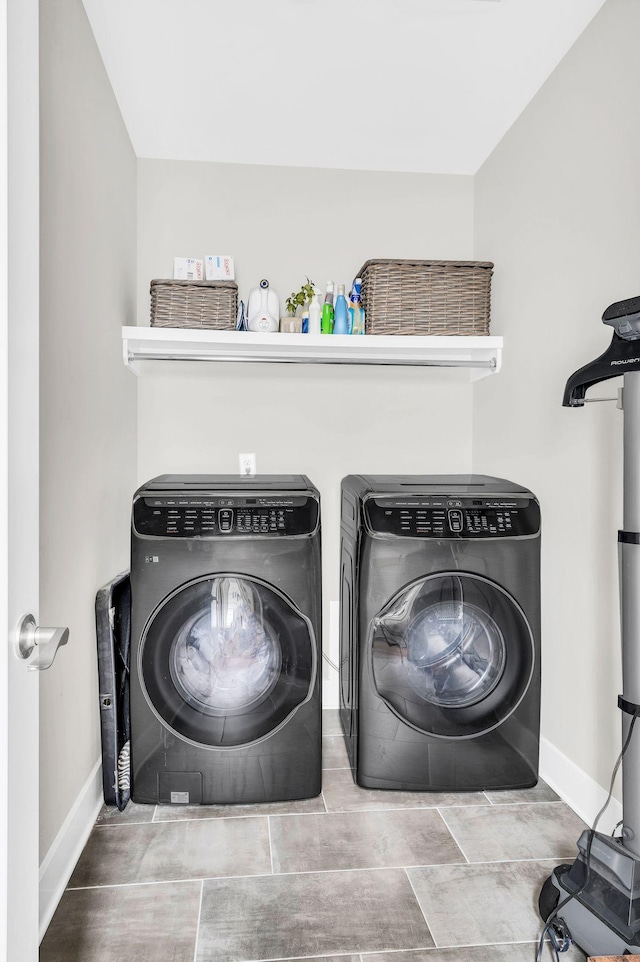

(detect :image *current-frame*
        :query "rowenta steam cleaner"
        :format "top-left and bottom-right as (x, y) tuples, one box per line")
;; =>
(540, 295), (640, 956)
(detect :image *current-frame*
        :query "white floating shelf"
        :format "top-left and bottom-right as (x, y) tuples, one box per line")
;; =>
(122, 326), (503, 380)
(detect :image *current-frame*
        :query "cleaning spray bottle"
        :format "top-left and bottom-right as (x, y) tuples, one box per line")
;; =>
(308, 287), (322, 335)
(333, 284), (349, 335)
(321, 281), (334, 334)
(350, 277), (365, 335)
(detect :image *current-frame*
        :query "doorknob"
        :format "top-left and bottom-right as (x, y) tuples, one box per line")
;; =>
(14, 613), (69, 671)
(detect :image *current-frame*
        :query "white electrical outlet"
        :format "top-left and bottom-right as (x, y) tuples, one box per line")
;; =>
(239, 453), (256, 476)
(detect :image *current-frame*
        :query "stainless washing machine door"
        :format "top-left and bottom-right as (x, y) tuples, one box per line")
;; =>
(139, 574), (316, 747)
(370, 572), (535, 738)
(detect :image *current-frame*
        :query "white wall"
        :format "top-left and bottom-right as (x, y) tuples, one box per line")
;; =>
(136, 161), (476, 704)
(473, 0), (640, 796)
(136, 160), (474, 324)
(39, 0), (137, 858)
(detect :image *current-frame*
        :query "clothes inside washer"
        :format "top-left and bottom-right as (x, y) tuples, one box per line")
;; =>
(171, 577), (281, 714)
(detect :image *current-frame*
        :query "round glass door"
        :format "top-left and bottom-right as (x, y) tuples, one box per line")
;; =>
(370, 572), (534, 738)
(139, 575), (316, 747)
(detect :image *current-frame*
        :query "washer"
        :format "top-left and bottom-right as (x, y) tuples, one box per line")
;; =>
(130, 474), (321, 805)
(339, 474), (541, 792)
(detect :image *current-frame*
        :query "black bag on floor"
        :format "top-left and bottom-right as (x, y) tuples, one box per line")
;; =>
(95, 571), (131, 810)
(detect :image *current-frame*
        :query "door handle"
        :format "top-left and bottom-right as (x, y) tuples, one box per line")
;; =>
(14, 613), (69, 671)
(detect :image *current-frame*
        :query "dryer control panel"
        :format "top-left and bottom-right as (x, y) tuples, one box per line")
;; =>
(365, 496), (540, 539)
(133, 494), (318, 538)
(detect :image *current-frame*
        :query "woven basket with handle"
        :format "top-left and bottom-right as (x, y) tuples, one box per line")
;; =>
(357, 259), (493, 335)
(150, 279), (238, 330)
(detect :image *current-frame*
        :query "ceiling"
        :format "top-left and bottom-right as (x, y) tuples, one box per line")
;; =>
(81, 0), (606, 176)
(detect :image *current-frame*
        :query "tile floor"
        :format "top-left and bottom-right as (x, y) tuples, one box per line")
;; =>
(40, 711), (589, 962)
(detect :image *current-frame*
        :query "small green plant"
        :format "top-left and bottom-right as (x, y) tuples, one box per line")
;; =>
(286, 277), (316, 316)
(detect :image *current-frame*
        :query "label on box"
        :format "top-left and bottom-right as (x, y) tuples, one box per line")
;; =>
(174, 257), (203, 281)
(205, 255), (235, 281)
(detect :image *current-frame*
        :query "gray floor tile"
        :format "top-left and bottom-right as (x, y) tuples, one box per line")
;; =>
(363, 941), (586, 961)
(39, 880), (201, 962)
(485, 778), (561, 805)
(270, 808), (464, 873)
(48, 709), (590, 962)
(440, 802), (585, 862)
(407, 859), (560, 947)
(322, 708), (343, 736)
(322, 733), (350, 769)
(196, 868), (434, 961)
(95, 801), (156, 825)
(153, 793), (326, 821)
(272, 958), (360, 962)
(69, 816), (271, 887)
(322, 767), (488, 813)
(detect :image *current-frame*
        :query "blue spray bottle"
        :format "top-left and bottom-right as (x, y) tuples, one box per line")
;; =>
(333, 284), (350, 335)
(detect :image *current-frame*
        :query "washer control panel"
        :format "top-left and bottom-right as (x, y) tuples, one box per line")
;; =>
(365, 496), (540, 538)
(134, 494), (318, 538)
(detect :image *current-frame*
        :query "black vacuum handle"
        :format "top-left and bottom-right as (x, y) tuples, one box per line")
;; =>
(563, 296), (640, 407)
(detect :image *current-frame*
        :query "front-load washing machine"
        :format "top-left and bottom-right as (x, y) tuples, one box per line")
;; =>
(340, 475), (540, 792)
(130, 474), (321, 805)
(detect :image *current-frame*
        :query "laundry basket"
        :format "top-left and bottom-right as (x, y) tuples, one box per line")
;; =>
(357, 259), (493, 335)
(96, 571), (131, 810)
(149, 279), (238, 330)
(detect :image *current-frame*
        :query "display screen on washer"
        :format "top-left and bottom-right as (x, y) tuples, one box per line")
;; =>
(133, 495), (318, 538)
(365, 497), (540, 538)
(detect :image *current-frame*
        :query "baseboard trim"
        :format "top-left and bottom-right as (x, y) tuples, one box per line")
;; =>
(540, 735), (621, 833)
(39, 757), (103, 941)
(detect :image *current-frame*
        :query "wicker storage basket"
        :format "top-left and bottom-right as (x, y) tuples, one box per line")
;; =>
(150, 279), (238, 330)
(357, 259), (493, 336)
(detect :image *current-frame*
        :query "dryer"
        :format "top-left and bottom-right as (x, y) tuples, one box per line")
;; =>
(340, 475), (540, 792)
(130, 474), (321, 805)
